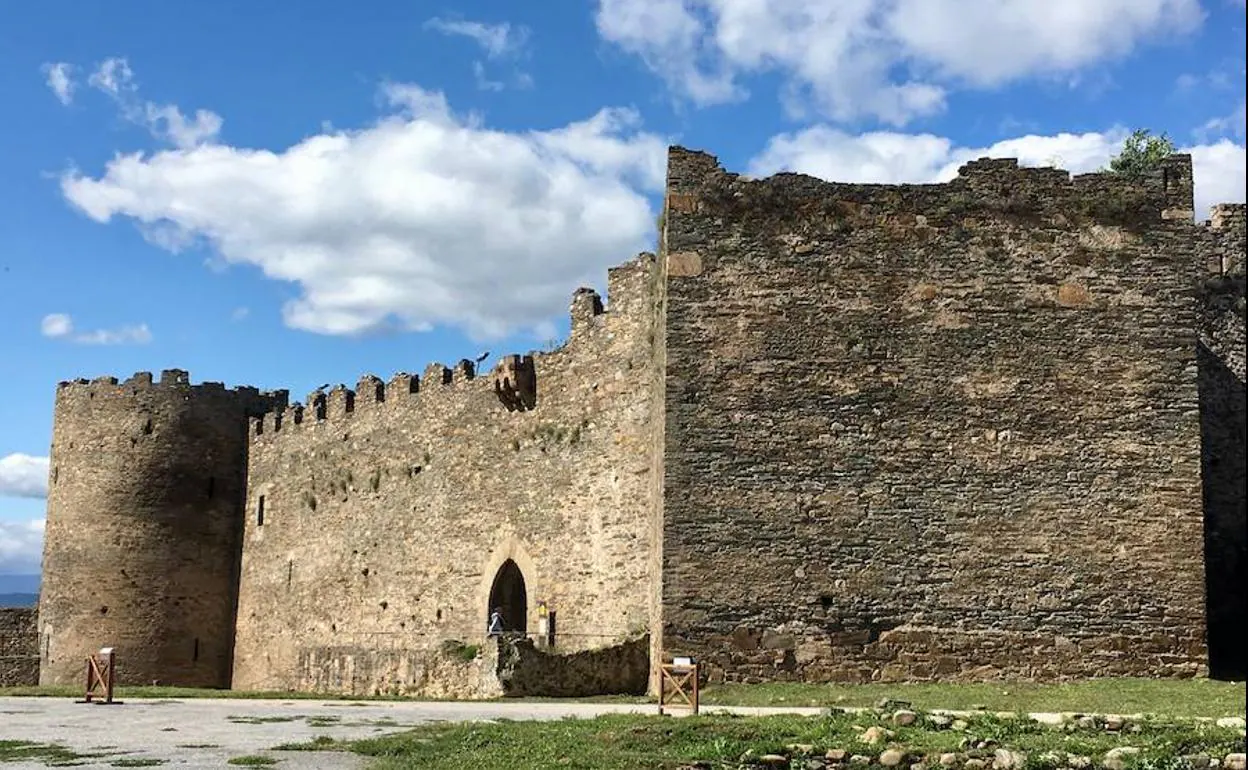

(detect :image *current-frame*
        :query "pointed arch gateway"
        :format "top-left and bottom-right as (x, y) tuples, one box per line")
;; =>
(480, 537), (538, 638)
(488, 559), (528, 635)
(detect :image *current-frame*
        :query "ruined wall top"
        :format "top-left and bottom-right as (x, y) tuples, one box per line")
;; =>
(665, 146), (1201, 231)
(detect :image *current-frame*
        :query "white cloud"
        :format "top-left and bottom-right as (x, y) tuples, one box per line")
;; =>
(424, 17), (530, 59)
(425, 18), (533, 91)
(1198, 101), (1247, 141)
(40, 313), (153, 346)
(40, 313), (73, 338)
(473, 61), (506, 92)
(1189, 140), (1248, 215)
(87, 57), (137, 97)
(0, 519), (45, 575)
(596, 0), (1204, 124)
(87, 56), (222, 148)
(42, 62), (76, 105)
(749, 126), (1245, 219)
(60, 84), (667, 340)
(0, 454), (49, 499)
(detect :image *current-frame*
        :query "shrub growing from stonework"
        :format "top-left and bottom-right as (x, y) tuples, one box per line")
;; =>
(1106, 129), (1178, 178)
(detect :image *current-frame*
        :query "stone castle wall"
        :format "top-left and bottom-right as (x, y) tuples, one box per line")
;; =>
(1, 608), (38, 687)
(657, 147), (1212, 683)
(230, 255), (662, 695)
(38, 372), (286, 687)
(1196, 203), (1246, 681)
(30, 146), (1242, 695)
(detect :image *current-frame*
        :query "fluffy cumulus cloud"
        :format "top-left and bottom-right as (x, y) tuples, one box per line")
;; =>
(748, 127), (1246, 218)
(596, 0), (1204, 124)
(40, 312), (153, 345)
(0, 519), (45, 574)
(61, 83), (667, 340)
(0, 454), (50, 499)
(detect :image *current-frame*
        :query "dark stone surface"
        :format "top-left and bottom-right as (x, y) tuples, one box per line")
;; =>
(1197, 204), (1246, 681)
(658, 146), (1218, 682)
(496, 635), (650, 697)
(1, 607), (38, 686)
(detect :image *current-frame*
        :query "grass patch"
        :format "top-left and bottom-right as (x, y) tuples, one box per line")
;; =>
(228, 715), (307, 724)
(110, 759), (168, 767)
(175, 744), (220, 749)
(0, 740), (93, 764)
(3, 678), (1241, 719)
(292, 711), (1244, 769)
(272, 736), (337, 752)
(699, 678), (1247, 719)
(226, 756), (278, 766)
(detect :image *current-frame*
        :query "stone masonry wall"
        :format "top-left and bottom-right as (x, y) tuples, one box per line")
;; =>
(658, 147), (1210, 683)
(0, 608), (39, 687)
(1196, 203), (1246, 681)
(495, 634), (650, 697)
(231, 255), (661, 695)
(39, 372), (286, 688)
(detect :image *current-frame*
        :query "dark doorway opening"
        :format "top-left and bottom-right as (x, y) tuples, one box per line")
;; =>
(488, 559), (528, 636)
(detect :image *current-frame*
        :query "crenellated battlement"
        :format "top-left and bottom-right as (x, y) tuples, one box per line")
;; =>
(249, 260), (659, 441)
(251, 353), (532, 438)
(56, 368), (288, 415)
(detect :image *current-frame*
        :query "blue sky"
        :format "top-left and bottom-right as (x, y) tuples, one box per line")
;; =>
(1, 0), (1245, 575)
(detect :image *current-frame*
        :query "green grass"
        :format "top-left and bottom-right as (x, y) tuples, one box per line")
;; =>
(227, 714), (308, 724)
(280, 711), (1245, 770)
(110, 759), (167, 767)
(698, 678), (1247, 719)
(226, 756), (278, 766)
(0, 740), (92, 764)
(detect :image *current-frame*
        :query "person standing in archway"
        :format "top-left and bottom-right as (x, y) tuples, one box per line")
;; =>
(487, 606), (504, 637)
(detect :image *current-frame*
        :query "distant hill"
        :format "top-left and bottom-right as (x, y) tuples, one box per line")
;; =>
(0, 592), (37, 608)
(0, 574), (39, 594)
(0, 575), (40, 607)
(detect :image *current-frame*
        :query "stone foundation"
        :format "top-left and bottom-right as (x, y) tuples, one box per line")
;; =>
(1, 608), (39, 687)
(680, 626), (1207, 685)
(496, 635), (650, 697)
(285, 635), (650, 699)
(295, 641), (503, 699)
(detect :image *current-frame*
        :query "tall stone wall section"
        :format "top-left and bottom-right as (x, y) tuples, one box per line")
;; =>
(231, 255), (661, 696)
(1196, 203), (1246, 681)
(658, 147), (1210, 683)
(1, 608), (38, 687)
(38, 371), (287, 688)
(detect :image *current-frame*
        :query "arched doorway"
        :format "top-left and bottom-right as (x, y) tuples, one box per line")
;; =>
(488, 559), (528, 635)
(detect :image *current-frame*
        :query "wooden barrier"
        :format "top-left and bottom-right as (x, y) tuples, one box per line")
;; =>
(78, 648), (118, 705)
(657, 658), (699, 715)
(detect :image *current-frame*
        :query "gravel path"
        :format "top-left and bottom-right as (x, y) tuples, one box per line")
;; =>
(0, 696), (818, 769)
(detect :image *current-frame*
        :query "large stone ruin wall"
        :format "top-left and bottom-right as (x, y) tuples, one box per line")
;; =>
(1196, 203), (1246, 681)
(231, 254), (663, 696)
(0, 608), (38, 687)
(38, 372), (286, 687)
(657, 147), (1214, 684)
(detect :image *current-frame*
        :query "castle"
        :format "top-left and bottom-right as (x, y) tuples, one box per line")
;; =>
(33, 147), (1246, 695)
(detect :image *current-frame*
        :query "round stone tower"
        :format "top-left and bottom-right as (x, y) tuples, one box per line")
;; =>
(38, 369), (287, 688)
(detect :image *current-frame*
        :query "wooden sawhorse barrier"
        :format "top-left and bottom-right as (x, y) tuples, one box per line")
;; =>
(77, 648), (119, 705)
(657, 658), (700, 716)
